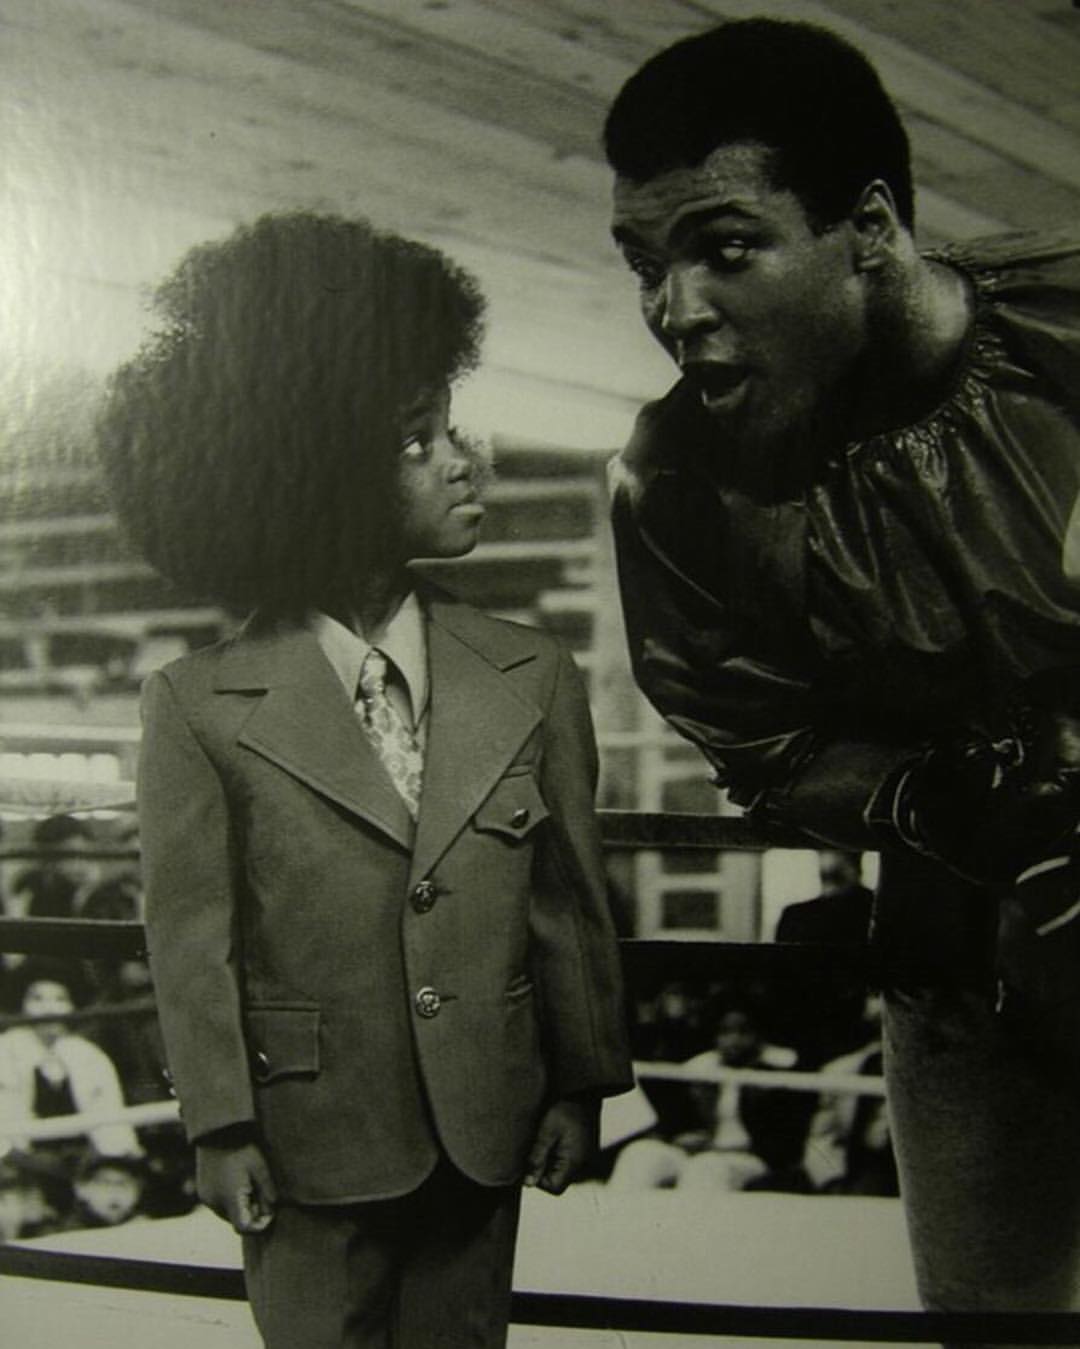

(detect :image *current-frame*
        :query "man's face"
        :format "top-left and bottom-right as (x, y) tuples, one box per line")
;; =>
(612, 142), (867, 466)
(396, 388), (486, 561)
(819, 850), (860, 895)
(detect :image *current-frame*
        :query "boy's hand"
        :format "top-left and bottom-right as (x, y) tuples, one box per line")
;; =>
(196, 1140), (278, 1234)
(524, 1096), (600, 1195)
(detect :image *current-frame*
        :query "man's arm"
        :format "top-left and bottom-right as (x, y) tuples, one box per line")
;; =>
(610, 473), (909, 848)
(612, 473), (1080, 875)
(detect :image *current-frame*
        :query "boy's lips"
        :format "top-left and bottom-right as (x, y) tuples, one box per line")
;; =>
(450, 495), (484, 518)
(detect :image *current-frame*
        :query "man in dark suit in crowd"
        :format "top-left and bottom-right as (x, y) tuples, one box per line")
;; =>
(776, 851), (872, 949)
(775, 852), (874, 1068)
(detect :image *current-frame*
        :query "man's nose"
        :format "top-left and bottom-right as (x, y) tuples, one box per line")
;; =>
(660, 263), (718, 342)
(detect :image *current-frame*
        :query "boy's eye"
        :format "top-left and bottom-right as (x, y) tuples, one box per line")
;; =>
(400, 434), (431, 462)
(623, 249), (666, 290)
(400, 419), (436, 461)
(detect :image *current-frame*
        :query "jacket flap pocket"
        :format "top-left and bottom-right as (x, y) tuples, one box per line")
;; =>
(245, 1005), (321, 1083)
(473, 773), (550, 841)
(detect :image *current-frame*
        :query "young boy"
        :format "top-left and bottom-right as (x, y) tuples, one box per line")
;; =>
(97, 213), (632, 1348)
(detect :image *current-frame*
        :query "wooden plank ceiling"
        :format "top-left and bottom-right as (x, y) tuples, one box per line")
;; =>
(2, 0), (1079, 448)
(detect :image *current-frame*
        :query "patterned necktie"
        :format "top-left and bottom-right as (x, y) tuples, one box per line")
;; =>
(356, 647), (424, 819)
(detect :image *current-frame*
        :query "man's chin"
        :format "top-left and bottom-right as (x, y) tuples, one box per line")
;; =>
(701, 408), (824, 501)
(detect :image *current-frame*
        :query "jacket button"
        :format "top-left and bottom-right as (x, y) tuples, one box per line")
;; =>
(253, 1050), (271, 1081)
(414, 987), (442, 1019)
(510, 807), (530, 829)
(412, 879), (438, 913)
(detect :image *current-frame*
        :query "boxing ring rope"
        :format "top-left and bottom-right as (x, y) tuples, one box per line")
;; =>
(0, 795), (1077, 1340)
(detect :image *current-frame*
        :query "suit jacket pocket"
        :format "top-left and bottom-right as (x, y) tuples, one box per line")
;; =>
(245, 1005), (321, 1084)
(473, 773), (550, 842)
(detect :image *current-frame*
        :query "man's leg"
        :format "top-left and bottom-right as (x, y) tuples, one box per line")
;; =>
(885, 986), (1080, 1330)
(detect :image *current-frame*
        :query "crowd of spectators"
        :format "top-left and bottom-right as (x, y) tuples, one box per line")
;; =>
(606, 851), (897, 1199)
(0, 816), (892, 1240)
(0, 814), (194, 1242)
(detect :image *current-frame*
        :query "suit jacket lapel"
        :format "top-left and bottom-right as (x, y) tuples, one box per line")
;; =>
(409, 599), (540, 883)
(218, 618), (414, 851)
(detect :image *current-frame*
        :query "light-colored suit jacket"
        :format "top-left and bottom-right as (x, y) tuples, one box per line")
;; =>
(138, 588), (632, 1204)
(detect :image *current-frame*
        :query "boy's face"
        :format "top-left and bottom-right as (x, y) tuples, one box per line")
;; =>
(396, 388), (485, 561)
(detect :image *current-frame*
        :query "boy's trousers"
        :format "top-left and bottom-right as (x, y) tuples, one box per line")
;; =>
(243, 1159), (522, 1349)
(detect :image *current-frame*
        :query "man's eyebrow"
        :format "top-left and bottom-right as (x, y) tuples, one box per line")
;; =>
(612, 202), (762, 249)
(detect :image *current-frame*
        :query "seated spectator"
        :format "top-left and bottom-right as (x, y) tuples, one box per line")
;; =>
(0, 1149), (72, 1241)
(11, 815), (101, 920)
(81, 875), (142, 923)
(774, 850), (875, 1068)
(62, 1152), (146, 1230)
(610, 997), (813, 1193)
(802, 994), (898, 1197)
(89, 952), (171, 1109)
(0, 957), (139, 1163)
(631, 978), (716, 1138)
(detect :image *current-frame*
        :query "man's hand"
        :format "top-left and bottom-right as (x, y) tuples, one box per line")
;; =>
(523, 1096), (600, 1195)
(871, 704), (1080, 884)
(196, 1140), (278, 1234)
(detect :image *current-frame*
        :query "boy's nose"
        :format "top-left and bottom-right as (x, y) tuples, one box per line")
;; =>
(443, 437), (472, 481)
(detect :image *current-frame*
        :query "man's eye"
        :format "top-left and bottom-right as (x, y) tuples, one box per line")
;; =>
(624, 251), (665, 289)
(705, 238), (752, 268)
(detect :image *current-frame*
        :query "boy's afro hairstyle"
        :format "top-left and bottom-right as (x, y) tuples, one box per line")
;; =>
(97, 212), (485, 612)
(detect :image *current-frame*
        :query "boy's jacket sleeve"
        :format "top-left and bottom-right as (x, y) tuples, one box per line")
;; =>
(138, 668), (255, 1142)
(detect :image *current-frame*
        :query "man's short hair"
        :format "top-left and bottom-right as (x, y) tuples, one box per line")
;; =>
(97, 212), (485, 612)
(604, 18), (914, 231)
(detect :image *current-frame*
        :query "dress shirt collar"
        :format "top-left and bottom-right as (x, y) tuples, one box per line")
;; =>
(306, 591), (429, 727)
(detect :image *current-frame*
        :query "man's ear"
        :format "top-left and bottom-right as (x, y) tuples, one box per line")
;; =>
(849, 181), (903, 273)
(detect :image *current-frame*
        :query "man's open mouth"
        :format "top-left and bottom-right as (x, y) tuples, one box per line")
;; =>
(685, 363), (749, 411)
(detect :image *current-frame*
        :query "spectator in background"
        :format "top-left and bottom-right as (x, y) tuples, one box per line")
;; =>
(62, 1152), (146, 1231)
(630, 978), (714, 1138)
(802, 993), (897, 1196)
(11, 815), (101, 920)
(776, 851), (873, 947)
(0, 1149), (72, 1241)
(0, 957), (139, 1164)
(774, 851), (874, 1067)
(610, 996), (812, 1193)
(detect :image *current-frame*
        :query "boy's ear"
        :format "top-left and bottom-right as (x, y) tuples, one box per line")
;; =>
(849, 181), (903, 273)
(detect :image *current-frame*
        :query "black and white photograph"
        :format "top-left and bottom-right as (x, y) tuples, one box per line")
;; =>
(2, 3), (1080, 1346)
